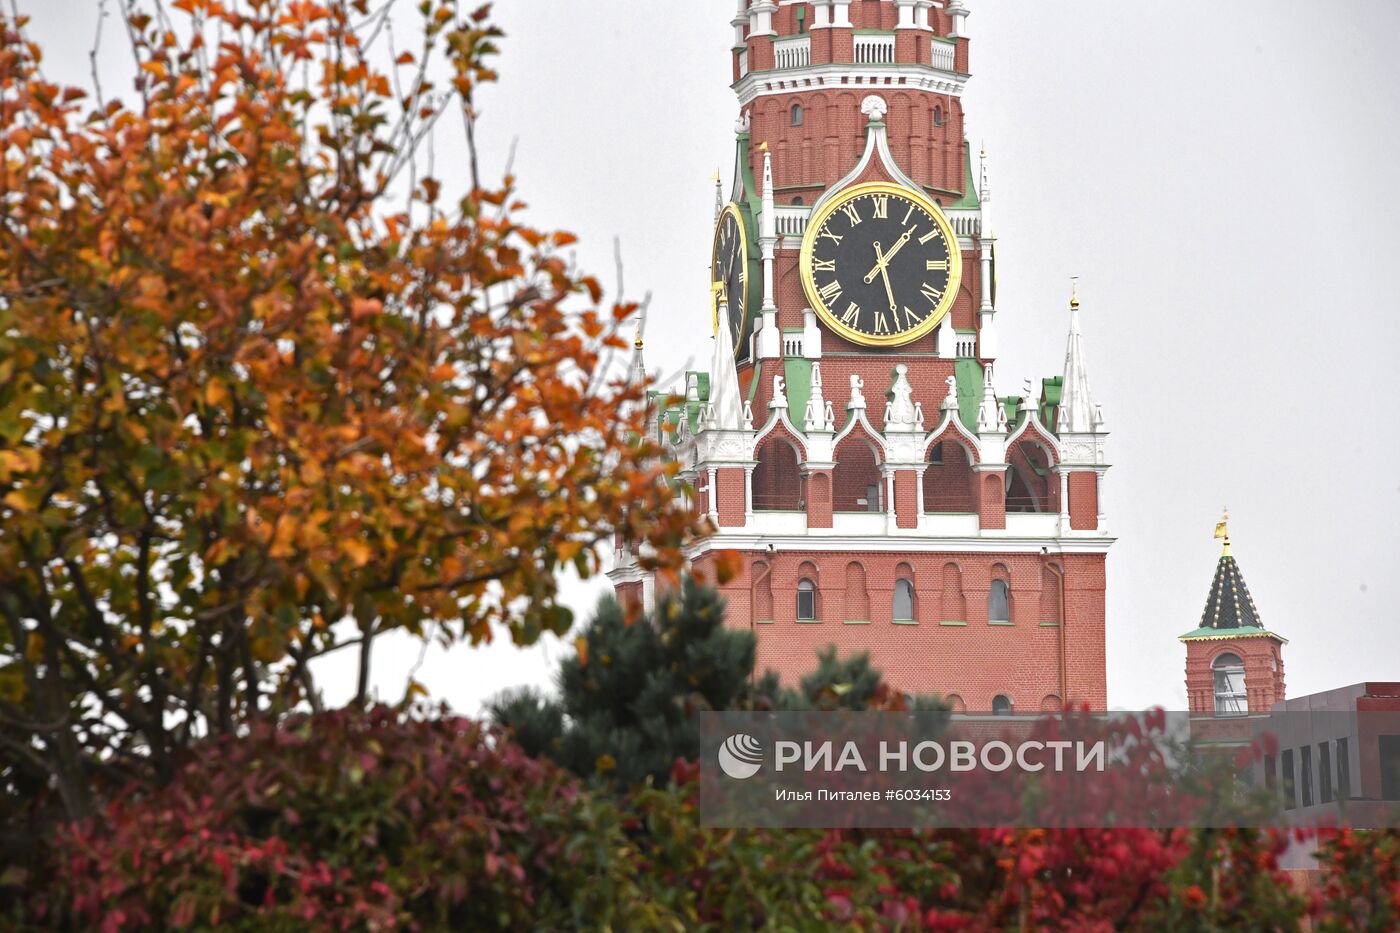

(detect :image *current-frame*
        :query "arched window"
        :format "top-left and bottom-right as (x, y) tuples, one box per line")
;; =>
(792, 196), (804, 206)
(791, 103), (804, 126)
(928, 441), (943, 465)
(988, 578), (1010, 623)
(945, 693), (967, 713)
(834, 439), (882, 512)
(753, 437), (802, 510)
(844, 562), (869, 622)
(933, 105), (943, 127)
(992, 694), (1013, 716)
(1213, 652), (1247, 716)
(797, 578), (817, 621)
(893, 578), (915, 621)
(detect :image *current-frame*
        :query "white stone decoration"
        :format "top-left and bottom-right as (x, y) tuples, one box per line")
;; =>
(805, 362), (831, 432)
(860, 94), (888, 123)
(886, 363), (918, 431)
(937, 312), (957, 359)
(742, 398), (754, 430)
(914, 401), (925, 432)
(824, 399), (836, 429)
(734, 110), (751, 135)
(976, 363), (1004, 434)
(848, 374), (866, 410)
(942, 374), (959, 411)
(771, 374), (787, 409)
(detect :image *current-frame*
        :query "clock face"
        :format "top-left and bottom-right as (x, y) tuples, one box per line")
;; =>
(799, 182), (962, 347)
(710, 203), (750, 360)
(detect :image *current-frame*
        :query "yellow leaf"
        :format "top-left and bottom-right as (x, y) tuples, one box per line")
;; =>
(343, 539), (371, 567)
(595, 753), (615, 775)
(574, 635), (588, 668)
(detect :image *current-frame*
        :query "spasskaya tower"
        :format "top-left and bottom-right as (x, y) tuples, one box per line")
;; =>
(611, 0), (1113, 713)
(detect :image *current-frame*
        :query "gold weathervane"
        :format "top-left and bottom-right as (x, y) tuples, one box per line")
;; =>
(1213, 507), (1231, 557)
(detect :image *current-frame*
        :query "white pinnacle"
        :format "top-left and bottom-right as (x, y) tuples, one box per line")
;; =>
(708, 297), (744, 430)
(1058, 287), (1102, 434)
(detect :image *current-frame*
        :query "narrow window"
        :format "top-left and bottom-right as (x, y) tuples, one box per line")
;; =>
(933, 105), (943, 127)
(988, 579), (1009, 622)
(1300, 746), (1314, 808)
(929, 441), (944, 465)
(1212, 652), (1247, 716)
(1382, 735), (1400, 800)
(1337, 737), (1351, 800)
(992, 694), (1012, 716)
(1281, 749), (1296, 810)
(1318, 742), (1333, 804)
(797, 578), (816, 621)
(893, 578), (915, 621)
(791, 103), (804, 126)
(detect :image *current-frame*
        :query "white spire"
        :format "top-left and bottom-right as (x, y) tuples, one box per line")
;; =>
(1058, 280), (1102, 434)
(627, 307), (648, 388)
(976, 362), (1004, 434)
(760, 144), (776, 242)
(805, 362), (832, 432)
(708, 293), (744, 430)
(712, 170), (723, 222)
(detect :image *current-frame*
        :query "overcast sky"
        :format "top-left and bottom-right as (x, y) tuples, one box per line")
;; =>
(21, 2), (1400, 712)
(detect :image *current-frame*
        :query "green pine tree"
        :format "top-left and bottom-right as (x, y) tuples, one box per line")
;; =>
(491, 578), (945, 789)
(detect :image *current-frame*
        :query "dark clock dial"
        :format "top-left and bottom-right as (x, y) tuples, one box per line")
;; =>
(800, 183), (961, 347)
(710, 203), (749, 359)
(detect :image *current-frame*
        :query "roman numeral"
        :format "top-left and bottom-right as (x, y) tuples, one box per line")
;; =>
(839, 301), (861, 326)
(813, 258), (836, 272)
(902, 202), (915, 223)
(874, 311), (890, 334)
(818, 280), (843, 303)
(839, 203), (862, 226)
(900, 305), (922, 328)
(871, 195), (889, 219)
(926, 259), (948, 271)
(819, 227), (843, 245)
(920, 282), (943, 305)
(918, 228), (942, 245)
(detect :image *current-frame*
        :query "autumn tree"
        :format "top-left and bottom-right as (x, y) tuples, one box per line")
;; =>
(0, 0), (696, 821)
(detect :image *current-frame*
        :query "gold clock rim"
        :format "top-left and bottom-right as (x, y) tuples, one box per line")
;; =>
(798, 181), (963, 348)
(710, 201), (750, 343)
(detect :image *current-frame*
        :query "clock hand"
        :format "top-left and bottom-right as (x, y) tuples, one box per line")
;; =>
(872, 242), (897, 312)
(863, 226), (916, 283)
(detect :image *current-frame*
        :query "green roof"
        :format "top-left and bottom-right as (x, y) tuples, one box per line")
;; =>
(953, 358), (983, 432)
(783, 357), (813, 430)
(945, 141), (980, 211)
(1178, 626), (1287, 644)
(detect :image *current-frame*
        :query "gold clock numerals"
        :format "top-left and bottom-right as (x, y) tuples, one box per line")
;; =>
(799, 182), (961, 348)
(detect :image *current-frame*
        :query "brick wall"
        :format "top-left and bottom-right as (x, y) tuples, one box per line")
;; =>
(714, 548), (1107, 710)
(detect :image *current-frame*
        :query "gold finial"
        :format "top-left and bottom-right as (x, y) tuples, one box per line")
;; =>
(759, 140), (769, 152)
(1213, 507), (1231, 557)
(710, 170), (721, 184)
(1069, 276), (1080, 310)
(634, 323), (643, 349)
(980, 140), (986, 159)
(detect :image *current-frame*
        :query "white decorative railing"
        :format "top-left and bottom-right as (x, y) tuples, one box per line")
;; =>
(945, 209), (980, 238)
(774, 205), (810, 237)
(853, 34), (895, 64)
(737, 48), (749, 77)
(930, 38), (956, 72)
(782, 332), (805, 357)
(954, 332), (977, 358)
(773, 35), (811, 70)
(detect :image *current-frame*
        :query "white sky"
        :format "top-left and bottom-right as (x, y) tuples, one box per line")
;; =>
(20, 2), (1400, 712)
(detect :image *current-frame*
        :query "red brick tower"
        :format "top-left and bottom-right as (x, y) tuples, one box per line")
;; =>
(611, 0), (1113, 712)
(1181, 519), (1287, 717)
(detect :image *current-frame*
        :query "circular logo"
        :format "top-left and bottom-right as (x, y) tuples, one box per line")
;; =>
(717, 733), (763, 780)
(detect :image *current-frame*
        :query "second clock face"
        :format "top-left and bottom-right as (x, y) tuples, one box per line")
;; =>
(800, 182), (961, 347)
(711, 203), (749, 360)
